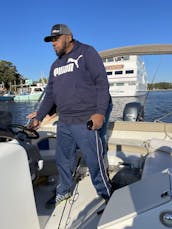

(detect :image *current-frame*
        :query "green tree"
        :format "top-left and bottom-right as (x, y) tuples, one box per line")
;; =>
(0, 60), (23, 89)
(148, 82), (172, 90)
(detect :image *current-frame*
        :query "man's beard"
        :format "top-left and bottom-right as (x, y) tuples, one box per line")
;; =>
(55, 48), (65, 57)
(55, 42), (67, 57)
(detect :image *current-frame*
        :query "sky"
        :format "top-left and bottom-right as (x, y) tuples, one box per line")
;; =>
(1, 0), (172, 83)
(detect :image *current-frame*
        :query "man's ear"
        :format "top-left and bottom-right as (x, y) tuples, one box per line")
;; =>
(68, 34), (73, 42)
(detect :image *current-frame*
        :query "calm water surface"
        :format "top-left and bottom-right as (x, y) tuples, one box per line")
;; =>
(0, 91), (172, 125)
(111, 90), (172, 123)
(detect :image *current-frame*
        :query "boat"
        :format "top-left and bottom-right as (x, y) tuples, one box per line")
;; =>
(1, 105), (172, 229)
(0, 94), (15, 101)
(0, 91), (15, 101)
(1, 44), (172, 229)
(99, 52), (147, 97)
(14, 85), (45, 102)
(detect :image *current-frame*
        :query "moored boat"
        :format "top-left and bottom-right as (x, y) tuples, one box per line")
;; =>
(0, 91), (15, 101)
(14, 85), (45, 102)
(99, 53), (147, 97)
(0, 94), (15, 101)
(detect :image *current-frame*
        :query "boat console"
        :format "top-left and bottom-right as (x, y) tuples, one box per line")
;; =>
(0, 110), (55, 182)
(0, 143), (40, 229)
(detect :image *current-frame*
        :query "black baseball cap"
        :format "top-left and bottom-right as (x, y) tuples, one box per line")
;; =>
(44, 24), (72, 42)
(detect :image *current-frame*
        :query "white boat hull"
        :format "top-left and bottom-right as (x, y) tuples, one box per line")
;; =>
(14, 92), (43, 101)
(109, 89), (147, 97)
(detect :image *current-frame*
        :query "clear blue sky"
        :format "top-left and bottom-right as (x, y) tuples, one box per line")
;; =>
(1, 0), (172, 83)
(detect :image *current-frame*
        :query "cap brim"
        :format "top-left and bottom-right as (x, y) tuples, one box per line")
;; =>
(44, 35), (57, 42)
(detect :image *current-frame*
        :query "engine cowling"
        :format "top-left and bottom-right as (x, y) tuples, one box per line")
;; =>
(123, 102), (144, 122)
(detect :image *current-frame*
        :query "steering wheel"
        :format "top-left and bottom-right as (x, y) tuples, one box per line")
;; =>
(9, 124), (39, 139)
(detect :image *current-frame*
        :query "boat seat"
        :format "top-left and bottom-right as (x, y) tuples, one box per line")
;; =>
(142, 138), (172, 179)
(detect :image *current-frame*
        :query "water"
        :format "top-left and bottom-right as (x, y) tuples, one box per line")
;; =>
(110, 90), (172, 123)
(0, 91), (172, 125)
(144, 90), (172, 122)
(0, 101), (38, 125)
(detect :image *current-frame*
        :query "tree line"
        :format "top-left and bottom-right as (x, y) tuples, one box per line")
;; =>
(0, 60), (24, 89)
(0, 60), (47, 90)
(148, 82), (172, 90)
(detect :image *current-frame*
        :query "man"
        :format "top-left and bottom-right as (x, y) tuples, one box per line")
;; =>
(27, 24), (111, 207)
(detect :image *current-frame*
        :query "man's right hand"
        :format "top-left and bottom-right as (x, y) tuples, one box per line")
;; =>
(26, 111), (37, 119)
(26, 112), (40, 130)
(27, 118), (40, 130)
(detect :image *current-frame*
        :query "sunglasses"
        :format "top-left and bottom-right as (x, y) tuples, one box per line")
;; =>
(51, 35), (63, 42)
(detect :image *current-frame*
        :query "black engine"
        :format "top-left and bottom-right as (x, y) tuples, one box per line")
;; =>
(123, 102), (144, 122)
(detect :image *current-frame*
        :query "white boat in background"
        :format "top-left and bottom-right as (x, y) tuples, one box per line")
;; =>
(14, 84), (45, 102)
(100, 54), (147, 97)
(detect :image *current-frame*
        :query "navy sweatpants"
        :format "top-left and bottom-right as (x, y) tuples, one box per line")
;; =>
(55, 121), (111, 200)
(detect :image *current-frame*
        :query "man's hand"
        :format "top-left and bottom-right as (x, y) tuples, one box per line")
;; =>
(89, 113), (105, 130)
(26, 111), (37, 119)
(27, 118), (40, 130)
(26, 112), (40, 130)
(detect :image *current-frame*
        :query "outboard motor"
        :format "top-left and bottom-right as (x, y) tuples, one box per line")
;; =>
(123, 102), (144, 122)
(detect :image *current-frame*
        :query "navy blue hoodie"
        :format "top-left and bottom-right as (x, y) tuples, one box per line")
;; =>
(36, 40), (110, 124)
